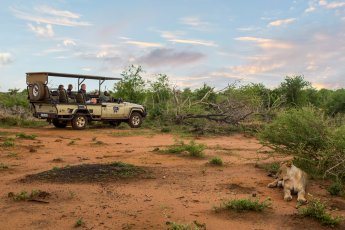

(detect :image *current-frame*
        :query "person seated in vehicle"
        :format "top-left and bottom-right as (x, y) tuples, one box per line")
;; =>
(67, 84), (74, 97)
(99, 91), (111, 102)
(58, 84), (68, 103)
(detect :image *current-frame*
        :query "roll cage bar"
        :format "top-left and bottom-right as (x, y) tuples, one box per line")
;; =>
(26, 72), (122, 92)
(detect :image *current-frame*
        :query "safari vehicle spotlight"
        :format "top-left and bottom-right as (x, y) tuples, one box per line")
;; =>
(26, 72), (146, 130)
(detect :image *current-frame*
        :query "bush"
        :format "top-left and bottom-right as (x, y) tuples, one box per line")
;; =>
(209, 157), (223, 166)
(327, 182), (343, 196)
(1, 139), (15, 147)
(216, 198), (271, 212)
(16, 132), (37, 140)
(259, 107), (345, 182)
(164, 140), (206, 158)
(298, 198), (343, 226)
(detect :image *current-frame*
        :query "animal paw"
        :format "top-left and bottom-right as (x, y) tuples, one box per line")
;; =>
(284, 195), (293, 201)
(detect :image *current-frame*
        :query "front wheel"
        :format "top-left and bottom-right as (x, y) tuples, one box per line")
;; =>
(72, 114), (88, 130)
(128, 112), (142, 128)
(52, 119), (67, 128)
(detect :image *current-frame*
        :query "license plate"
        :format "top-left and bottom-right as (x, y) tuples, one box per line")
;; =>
(40, 113), (48, 118)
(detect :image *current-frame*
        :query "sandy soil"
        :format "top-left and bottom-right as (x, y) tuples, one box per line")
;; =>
(0, 126), (344, 230)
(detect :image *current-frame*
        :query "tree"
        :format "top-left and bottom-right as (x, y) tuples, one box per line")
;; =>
(113, 65), (146, 104)
(279, 76), (311, 107)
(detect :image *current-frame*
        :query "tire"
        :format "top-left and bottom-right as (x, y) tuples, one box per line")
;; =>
(128, 112), (142, 128)
(29, 82), (45, 101)
(52, 119), (67, 128)
(109, 121), (121, 127)
(72, 114), (88, 130)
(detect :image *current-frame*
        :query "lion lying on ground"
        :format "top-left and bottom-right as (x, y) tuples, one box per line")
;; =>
(267, 161), (307, 203)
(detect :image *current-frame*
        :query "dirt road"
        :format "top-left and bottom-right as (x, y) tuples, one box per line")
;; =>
(0, 127), (344, 229)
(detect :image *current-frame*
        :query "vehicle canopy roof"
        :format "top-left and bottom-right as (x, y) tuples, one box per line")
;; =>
(26, 72), (121, 84)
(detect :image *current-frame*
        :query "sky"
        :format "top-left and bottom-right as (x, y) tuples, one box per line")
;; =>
(0, 0), (345, 91)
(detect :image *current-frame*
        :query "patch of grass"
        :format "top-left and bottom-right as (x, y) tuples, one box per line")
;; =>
(168, 222), (199, 230)
(92, 137), (97, 141)
(68, 140), (75, 146)
(161, 127), (171, 133)
(209, 157), (223, 166)
(8, 190), (50, 201)
(74, 218), (84, 228)
(92, 140), (106, 146)
(163, 140), (206, 158)
(257, 162), (280, 175)
(0, 163), (9, 170)
(111, 130), (156, 137)
(215, 197), (271, 212)
(298, 198), (343, 226)
(7, 152), (18, 158)
(327, 182), (343, 196)
(16, 132), (37, 140)
(1, 138), (15, 147)
(0, 117), (46, 128)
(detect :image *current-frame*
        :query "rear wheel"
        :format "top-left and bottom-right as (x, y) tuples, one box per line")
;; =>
(52, 119), (67, 128)
(128, 112), (142, 128)
(72, 114), (88, 130)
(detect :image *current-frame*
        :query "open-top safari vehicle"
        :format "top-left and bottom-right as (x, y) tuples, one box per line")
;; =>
(26, 72), (146, 129)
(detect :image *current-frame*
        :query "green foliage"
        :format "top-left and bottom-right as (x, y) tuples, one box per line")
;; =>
(298, 198), (343, 226)
(259, 107), (329, 154)
(0, 163), (9, 170)
(209, 157), (223, 166)
(163, 140), (206, 158)
(258, 162), (280, 175)
(16, 132), (37, 140)
(9, 190), (47, 201)
(278, 75), (311, 107)
(168, 222), (200, 230)
(327, 182), (343, 196)
(74, 218), (84, 228)
(0, 117), (46, 128)
(113, 65), (146, 104)
(216, 197), (271, 212)
(1, 138), (15, 147)
(0, 90), (29, 108)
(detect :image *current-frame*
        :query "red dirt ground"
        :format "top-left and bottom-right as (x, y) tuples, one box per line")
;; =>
(0, 126), (344, 230)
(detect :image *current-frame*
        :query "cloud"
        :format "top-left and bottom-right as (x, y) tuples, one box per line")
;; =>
(0, 52), (14, 66)
(179, 16), (211, 31)
(63, 39), (76, 46)
(268, 18), (296, 27)
(237, 27), (261, 31)
(138, 48), (205, 67)
(305, 6), (316, 13)
(169, 39), (218, 47)
(34, 5), (80, 19)
(28, 23), (54, 37)
(82, 67), (91, 72)
(235, 36), (292, 49)
(124, 40), (163, 48)
(11, 6), (91, 27)
(325, 1), (345, 8)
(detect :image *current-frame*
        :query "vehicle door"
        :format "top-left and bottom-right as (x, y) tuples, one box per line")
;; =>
(101, 102), (127, 119)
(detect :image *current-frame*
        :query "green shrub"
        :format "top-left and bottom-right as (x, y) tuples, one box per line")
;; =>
(216, 198), (271, 212)
(168, 222), (199, 230)
(16, 132), (37, 140)
(259, 107), (345, 182)
(298, 198), (343, 226)
(164, 140), (206, 158)
(258, 162), (280, 175)
(1, 139), (15, 147)
(0, 163), (9, 170)
(74, 218), (84, 228)
(327, 182), (343, 196)
(209, 157), (223, 166)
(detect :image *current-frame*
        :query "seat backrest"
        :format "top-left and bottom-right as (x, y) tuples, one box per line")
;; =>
(75, 93), (85, 104)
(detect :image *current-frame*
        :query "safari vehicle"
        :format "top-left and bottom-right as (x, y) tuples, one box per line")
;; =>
(26, 72), (146, 129)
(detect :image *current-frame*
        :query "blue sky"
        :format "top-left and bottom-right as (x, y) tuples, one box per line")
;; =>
(0, 0), (344, 91)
